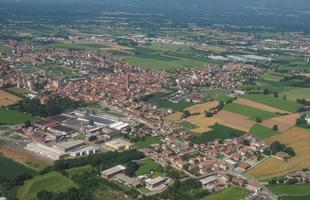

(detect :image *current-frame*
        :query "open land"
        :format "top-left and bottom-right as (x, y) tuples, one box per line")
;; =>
(247, 127), (310, 180)
(0, 108), (39, 125)
(235, 98), (289, 114)
(202, 186), (250, 200)
(185, 101), (219, 114)
(0, 90), (22, 107)
(268, 184), (310, 198)
(250, 124), (278, 139)
(262, 113), (301, 132)
(0, 155), (34, 181)
(164, 111), (183, 121)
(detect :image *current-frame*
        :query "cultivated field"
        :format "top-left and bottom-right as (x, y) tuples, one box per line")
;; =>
(185, 114), (223, 133)
(224, 103), (280, 120)
(235, 98), (289, 114)
(17, 172), (77, 200)
(0, 146), (49, 170)
(247, 127), (310, 180)
(0, 156), (34, 181)
(250, 124), (278, 139)
(214, 110), (256, 132)
(202, 186), (249, 200)
(268, 184), (310, 197)
(185, 101), (219, 114)
(262, 113), (300, 132)
(0, 89), (22, 107)
(164, 111), (183, 121)
(0, 108), (39, 125)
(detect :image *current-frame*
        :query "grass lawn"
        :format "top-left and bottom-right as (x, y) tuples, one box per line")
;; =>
(124, 43), (222, 70)
(180, 121), (198, 132)
(0, 44), (12, 54)
(0, 108), (39, 125)
(268, 184), (310, 197)
(201, 88), (233, 102)
(243, 94), (302, 112)
(0, 156), (34, 181)
(280, 195), (310, 200)
(66, 165), (92, 178)
(281, 88), (310, 102)
(17, 172), (77, 200)
(202, 186), (250, 200)
(43, 65), (78, 78)
(224, 103), (280, 120)
(135, 158), (163, 176)
(149, 92), (195, 111)
(190, 124), (245, 144)
(250, 124), (278, 139)
(135, 136), (162, 149)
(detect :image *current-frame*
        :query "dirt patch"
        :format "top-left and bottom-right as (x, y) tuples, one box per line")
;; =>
(164, 112), (183, 121)
(0, 146), (50, 170)
(262, 113), (300, 132)
(214, 110), (256, 132)
(235, 98), (289, 114)
(185, 101), (219, 114)
(0, 90), (22, 107)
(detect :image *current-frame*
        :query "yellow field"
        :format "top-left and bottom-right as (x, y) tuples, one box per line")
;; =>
(185, 101), (219, 114)
(0, 90), (21, 107)
(235, 98), (289, 114)
(247, 127), (310, 180)
(164, 112), (183, 121)
(186, 114), (223, 133)
(262, 113), (300, 132)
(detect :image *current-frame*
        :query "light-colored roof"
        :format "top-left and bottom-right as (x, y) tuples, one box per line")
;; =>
(114, 174), (140, 186)
(200, 176), (218, 185)
(101, 165), (126, 176)
(145, 176), (166, 186)
(54, 140), (84, 150)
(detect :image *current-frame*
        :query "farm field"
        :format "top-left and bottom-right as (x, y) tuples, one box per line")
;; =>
(250, 124), (278, 139)
(202, 186), (250, 200)
(214, 110), (256, 132)
(0, 44), (12, 54)
(200, 88), (233, 102)
(5, 87), (31, 97)
(280, 195), (310, 200)
(135, 158), (162, 176)
(0, 108), (39, 125)
(135, 136), (162, 149)
(185, 114), (222, 133)
(180, 121), (199, 132)
(0, 156), (34, 181)
(17, 172), (77, 200)
(281, 88), (310, 101)
(224, 103), (280, 120)
(164, 111), (183, 121)
(247, 127), (310, 180)
(123, 43), (222, 70)
(235, 98), (288, 114)
(243, 94), (302, 112)
(66, 165), (93, 178)
(268, 184), (310, 197)
(0, 146), (49, 170)
(262, 113), (300, 132)
(190, 124), (245, 144)
(0, 89), (22, 107)
(47, 41), (107, 50)
(185, 101), (219, 114)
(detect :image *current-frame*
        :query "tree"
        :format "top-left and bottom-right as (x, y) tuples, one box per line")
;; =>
(183, 110), (191, 118)
(273, 91), (279, 98)
(273, 124), (278, 131)
(256, 117), (263, 123)
(37, 190), (53, 200)
(283, 95), (287, 100)
(284, 147), (295, 156)
(270, 141), (285, 154)
(24, 120), (32, 128)
(125, 161), (139, 177)
(263, 88), (270, 95)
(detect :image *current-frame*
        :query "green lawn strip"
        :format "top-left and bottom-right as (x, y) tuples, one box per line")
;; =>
(243, 94), (302, 112)
(268, 184), (310, 197)
(281, 88), (310, 102)
(224, 103), (280, 120)
(135, 158), (163, 176)
(0, 156), (35, 181)
(280, 194), (310, 200)
(135, 136), (162, 149)
(47, 42), (106, 50)
(66, 165), (93, 178)
(17, 172), (77, 200)
(203, 186), (250, 200)
(190, 124), (245, 144)
(0, 44), (13, 54)
(250, 124), (278, 139)
(0, 108), (39, 125)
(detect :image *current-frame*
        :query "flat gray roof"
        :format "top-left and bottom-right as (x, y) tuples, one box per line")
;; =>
(101, 165), (126, 176)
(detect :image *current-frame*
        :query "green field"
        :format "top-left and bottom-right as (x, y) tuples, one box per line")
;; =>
(203, 186), (250, 200)
(0, 108), (39, 125)
(190, 124), (245, 144)
(5, 87), (31, 97)
(43, 65), (78, 78)
(17, 172), (77, 200)
(66, 165), (92, 178)
(135, 136), (162, 149)
(47, 42), (106, 50)
(281, 88), (310, 101)
(268, 184), (310, 197)
(201, 88), (233, 102)
(280, 195), (310, 200)
(180, 121), (199, 132)
(135, 159), (163, 176)
(243, 94), (302, 112)
(124, 43), (222, 70)
(149, 92), (195, 111)
(0, 44), (13, 54)
(224, 103), (280, 120)
(0, 156), (34, 181)
(250, 124), (278, 139)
